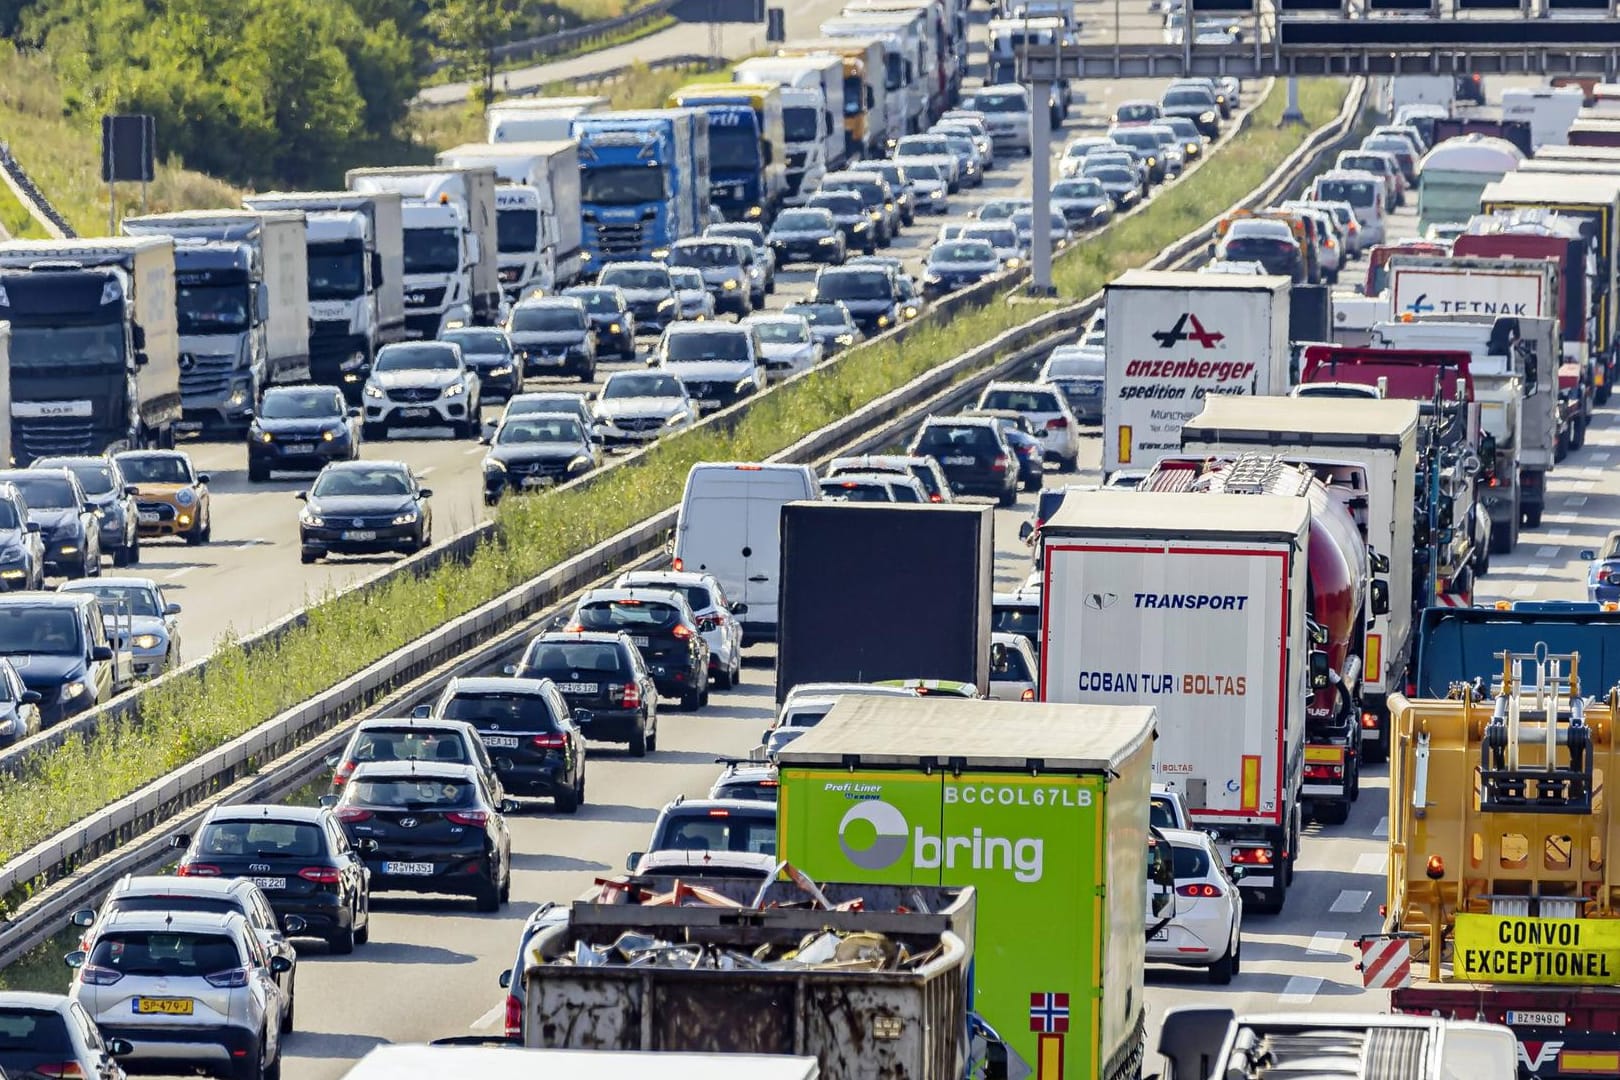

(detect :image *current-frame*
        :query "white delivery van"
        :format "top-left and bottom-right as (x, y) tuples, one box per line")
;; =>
(672, 462), (820, 643)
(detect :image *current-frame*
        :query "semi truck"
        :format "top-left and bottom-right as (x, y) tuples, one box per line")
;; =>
(1038, 489), (1310, 913)
(666, 85), (787, 225)
(572, 110), (710, 269)
(829, 8), (933, 126)
(776, 696), (1157, 1080)
(819, 20), (919, 137)
(776, 39), (889, 158)
(242, 190), (406, 396)
(120, 209), (311, 434)
(844, 0), (949, 122)
(0, 238), (181, 462)
(775, 501), (993, 702)
(486, 96), (608, 144)
(1102, 269), (1292, 476)
(344, 166), (501, 339)
(735, 54), (846, 188)
(435, 141), (585, 300)
(1180, 397), (1420, 767)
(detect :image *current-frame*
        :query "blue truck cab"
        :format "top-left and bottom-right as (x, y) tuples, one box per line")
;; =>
(666, 85), (788, 226)
(1413, 601), (1620, 699)
(571, 109), (711, 274)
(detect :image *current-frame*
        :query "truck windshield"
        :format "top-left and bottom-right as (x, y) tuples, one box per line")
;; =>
(885, 53), (902, 90)
(497, 208), (539, 254)
(0, 608), (81, 655)
(8, 325), (124, 370)
(783, 107), (820, 142)
(843, 75), (862, 116)
(579, 166), (665, 205)
(404, 228), (460, 274)
(176, 284), (250, 334)
(307, 252), (365, 301)
(710, 128), (762, 172)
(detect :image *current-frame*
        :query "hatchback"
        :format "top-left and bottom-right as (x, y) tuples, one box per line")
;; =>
(1147, 826), (1244, 984)
(34, 455), (140, 567)
(596, 262), (680, 335)
(992, 590), (1041, 648)
(116, 451), (212, 545)
(439, 327), (522, 401)
(327, 717), (501, 797)
(566, 588), (710, 710)
(628, 797), (778, 870)
(59, 576), (183, 679)
(424, 676), (587, 811)
(805, 191), (877, 254)
(1050, 179), (1113, 231)
(1039, 345), (1106, 423)
(667, 238), (754, 317)
(1, 468), (101, 578)
(924, 239), (1000, 299)
(977, 381), (1081, 470)
(909, 417), (1019, 505)
(962, 410), (1046, 492)
(766, 208), (848, 267)
(560, 284), (637, 361)
(708, 759), (780, 802)
(825, 454), (951, 502)
(783, 301), (861, 355)
(614, 569), (745, 689)
(667, 266), (716, 321)
(741, 313), (822, 382)
(1159, 86), (1220, 138)
(513, 630), (659, 754)
(505, 298), (596, 381)
(810, 265), (900, 336)
(172, 805), (371, 955)
(0, 991), (133, 1080)
(988, 632), (1039, 702)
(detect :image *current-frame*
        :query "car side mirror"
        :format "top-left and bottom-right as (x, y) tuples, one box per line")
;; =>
(282, 915), (307, 935)
(83, 503), (97, 515)
(107, 1038), (135, 1058)
(480, 432), (492, 445)
(164, 602), (182, 616)
(626, 852), (643, 871)
(20, 690), (40, 704)
(169, 833), (191, 850)
(25, 522), (38, 533)
(70, 907), (96, 929)
(1309, 649), (1332, 689)
(412, 704), (431, 719)
(317, 794), (338, 809)
(124, 485), (139, 496)
(270, 955), (294, 974)
(64, 950), (87, 970)
(731, 602), (747, 615)
(419, 488), (433, 499)
(1018, 520), (1034, 541)
(348, 407), (362, 419)
(241, 409), (255, 421)
(1583, 549), (1597, 561)
(324, 753), (342, 770)
(198, 474), (210, 485)
(499, 969), (512, 989)
(92, 645), (113, 662)
(500, 798), (520, 814)
(294, 491), (307, 501)
(1371, 579), (1391, 617)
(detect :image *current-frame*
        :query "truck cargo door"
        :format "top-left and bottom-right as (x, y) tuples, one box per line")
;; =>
(743, 493), (783, 623)
(675, 493), (744, 599)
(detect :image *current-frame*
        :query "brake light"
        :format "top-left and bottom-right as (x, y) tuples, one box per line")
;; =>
(333, 760), (356, 786)
(1231, 847), (1273, 865)
(1304, 763), (1345, 780)
(735, 464), (763, 470)
(532, 733), (568, 749)
(177, 863), (220, 877)
(337, 807), (373, 824)
(672, 557), (684, 571)
(78, 964), (123, 986)
(1361, 711), (1379, 730)
(204, 965), (250, 989)
(1021, 688), (1035, 701)
(621, 683), (641, 708)
(929, 493), (942, 502)
(505, 993), (523, 1038)
(563, 622), (584, 632)
(990, 455), (1008, 471)
(447, 810), (491, 827)
(672, 623), (695, 640)
(1600, 568), (1612, 583)
(708, 808), (731, 817)
(298, 867), (342, 884)
(33, 1064), (85, 1079)
(1177, 883), (1223, 898)
(1045, 417), (1068, 430)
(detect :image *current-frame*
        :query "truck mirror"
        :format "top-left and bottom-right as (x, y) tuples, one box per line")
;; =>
(1018, 520), (1033, 542)
(371, 252), (383, 284)
(255, 282), (269, 322)
(1307, 620), (1328, 647)
(132, 325), (146, 350)
(1368, 549), (1390, 575)
(134, 352), (149, 367)
(1309, 649), (1331, 688)
(1371, 579), (1390, 617)
(1582, 549), (1597, 561)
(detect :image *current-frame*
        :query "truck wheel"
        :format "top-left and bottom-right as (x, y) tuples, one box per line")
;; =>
(1525, 504), (1543, 530)
(1473, 540), (1490, 578)
(1316, 798), (1350, 826)
(1245, 887), (1285, 916)
(1490, 519), (1515, 556)
(1573, 417), (1586, 450)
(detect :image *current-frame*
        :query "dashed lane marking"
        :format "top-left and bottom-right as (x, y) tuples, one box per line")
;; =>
(1307, 931), (1346, 956)
(1331, 890), (1371, 915)
(1566, 496), (1589, 508)
(1374, 816), (1389, 839)
(469, 1003), (503, 1032)
(1279, 976), (1322, 1004)
(1537, 545), (1560, 558)
(1353, 852), (1387, 878)
(1526, 563), (1550, 577)
(1511, 583), (1536, 598)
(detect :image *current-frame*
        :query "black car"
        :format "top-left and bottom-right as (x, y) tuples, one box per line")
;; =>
(766, 208), (847, 267)
(246, 385), (362, 482)
(441, 327), (522, 401)
(505, 298), (597, 381)
(172, 805), (372, 954)
(783, 301), (860, 356)
(334, 761), (515, 912)
(963, 409), (1046, 493)
(0, 469), (100, 578)
(567, 587), (709, 710)
(562, 285), (638, 361)
(425, 675), (587, 812)
(34, 455), (140, 568)
(819, 175), (897, 245)
(297, 460), (432, 564)
(482, 414), (601, 506)
(0, 593), (118, 725)
(1159, 86), (1221, 138)
(811, 266), (900, 337)
(806, 191), (877, 255)
(1217, 228), (1304, 282)
(0, 483), (45, 591)
(514, 630), (659, 755)
(850, 160), (916, 226)
(908, 416), (1020, 506)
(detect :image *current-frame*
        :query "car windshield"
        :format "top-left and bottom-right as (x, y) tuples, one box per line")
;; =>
(579, 165), (665, 205)
(72, 584), (160, 617)
(664, 331), (749, 362)
(1053, 181), (1105, 199)
(752, 321), (809, 344)
(578, 599), (680, 629)
(605, 374), (682, 399)
(1163, 90), (1211, 107)
(809, 194), (862, 216)
(992, 603), (1039, 637)
(1115, 103), (1157, 121)
(116, 455), (192, 485)
(600, 267), (671, 290)
(897, 138), (950, 157)
(670, 268), (705, 290)
(10, 474), (74, 509)
(1088, 166), (1134, 184)
(1149, 796), (1180, 829)
(88, 931), (241, 978)
(442, 331), (509, 356)
(817, 271), (888, 300)
(788, 305), (845, 328)
(917, 424), (996, 450)
(669, 243), (741, 268)
(197, 819), (324, 858)
(523, 640), (628, 675)
(905, 163), (942, 181)
(439, 691), (559, 732)
(39, 461), (113, 496)
(0, 501), (19, 530)
(656, 811), (776, 855)
(1112, 130), (1156, 150)
(374, 346), (458, 372)
(983, 389), (1059, 412)
(496, 417), (585, 445)
(0, 1007), (72, 1059)
(566, 289), (620, 313)
(259, 390), (341, 420)
(311, 468), (411, 498)
(978, 203), (1017, 221)
(1341, 155), (1386, 173)
(934, 241), (994, 264)
(510, 306), (586, 333)
(970, 91), (1027, 113)
(350, 729), (469, 764)
(346, 776), (477, 809)
(709, 226), (761, 247)
(0, 608), (81, 654)
(963, 226), (1016, 247)
(1047, 353), (1105, 378)
(1163, 119), (1201, 139)
(775, 210), (833, 232)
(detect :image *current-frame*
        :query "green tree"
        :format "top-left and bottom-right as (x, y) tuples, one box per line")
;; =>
(428, 0), (523, 108)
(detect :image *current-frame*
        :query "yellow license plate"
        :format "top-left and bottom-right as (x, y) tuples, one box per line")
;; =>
(134, 997), (194, 1015)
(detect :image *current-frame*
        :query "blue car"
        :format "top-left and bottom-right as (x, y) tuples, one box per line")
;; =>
(1585, 532), (1620, 602)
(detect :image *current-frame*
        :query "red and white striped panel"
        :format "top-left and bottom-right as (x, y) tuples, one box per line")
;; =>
(1358, 936), (1413, 989)
(1434, 593), (1471, 608)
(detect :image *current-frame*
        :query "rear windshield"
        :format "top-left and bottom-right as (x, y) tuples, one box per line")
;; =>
(109, 896), (241, 917)
(917, 424), (996, 449)
(1150, 795), (1180, 829)
(1316, 179), (1375, 206)
(992, 603), (1040, 637)
(982, 389), (1059, 412)
(350, 729), (469, 765)
(440, 692), (560, 732)
(578, 599), (680, 629)
(196, 820), (324, 858)
(0, 1008), (73, 1056)
(713, 777), (780, 802)
(88, 931), (242, 977)
(523, 639), (629, 675)
(346, 776), (476, 809)
(654, 810), (777, 855)
(1047, 354), (1105, 378)
(822, 480), (891, 502)
(1171, 843), (1212, 879)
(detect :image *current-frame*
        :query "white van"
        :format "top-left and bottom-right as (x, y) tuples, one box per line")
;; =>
(672, 462), (819, 643)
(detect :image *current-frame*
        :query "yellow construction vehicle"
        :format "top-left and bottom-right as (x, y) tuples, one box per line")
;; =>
(1379, 645), (1620, 1079)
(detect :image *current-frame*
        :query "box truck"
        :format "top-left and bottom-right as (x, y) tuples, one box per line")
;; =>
(435, 141), (584, 298)
(486, 96), (609, 144)
(734, 54), (847, 188)
(1038, 489), (1310, 913)
(121, 209), (312, 433)
(776, 39), (889, 158)
(775, 501), (992, 702)
(1102, 269), (1291, 475)
(777, 696), (1157, 1080)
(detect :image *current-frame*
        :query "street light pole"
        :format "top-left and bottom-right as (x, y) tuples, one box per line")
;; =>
(1030, 71), (1054, 296)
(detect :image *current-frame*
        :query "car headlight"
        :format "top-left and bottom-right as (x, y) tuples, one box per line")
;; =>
(924, 273), (943, 284)
(444, 383), (466, 398)
(722, 279), (739, 290)
(876, 314), (891, 327)
(255, 429), (273, 443)
(363, 384), (384, 399)
(322, 428), (339, 442)
(868, 210), (882, 222)
(650, 248), (670, 260)
(1006, 257), (1022, 269)
(853, 222), (868, 232)
(131, 633), (161, 650)
(658, 297), (675, 311)
(95, 507), (108, 518)
(835, 333), (854, 346)
(1148, 156), (1157, 166)
(608, 322), (622, 333)
(300, 509), (325, 526)
(391, 510), (420, 525)
(61, 680), (87, 701)
(175, 488), (195, 507)
(1200, 111), (1215, 123)
(817, 236), (838, 245)
(568, 455), (592, 471)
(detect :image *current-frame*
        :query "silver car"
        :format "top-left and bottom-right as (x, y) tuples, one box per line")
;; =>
(60, 577), (182, 679)
(667, 266), (716, 321)
(615, 568), (746, 689)
(591, 370), (699, 446)
(741, 313), (822, 382)
(68, 909), (289, 1080)
(0, 991), (132, 1080)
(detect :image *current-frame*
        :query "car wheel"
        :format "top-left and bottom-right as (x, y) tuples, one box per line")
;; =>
(644, 717), (656, 753)
(475, 873), (501, 912)
(714, 658), (734, 690)
(555, 771), (582, 809)
(281, 980), (296, 1033)
(679, 686), (703, 711)
(354, 906), (370, 946)
(578, 362), (595, 384)
(328, 921), (355, 955)
(127, 530), (140, 566)
(232, 1033), (267, 1080)
(629, 718), (649, 758)
(300, 550), (319, 565)
(998, 487), (1017, 508)
(112, 543), (130, 568)
(499, 864), (511, 903)
(248, 460), (269, 483)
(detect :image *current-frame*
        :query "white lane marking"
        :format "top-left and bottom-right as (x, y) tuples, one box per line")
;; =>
(1551, 528), (1571, 538)
(167, 566), (196, 578)
(1537, 545), (1560, 558)
(417, 466), (436, 477)
(1526, 563), (1550, 577)
(1307, 931), (1346, 957)
(1331, 889), (1370, 914)
(1279, 975), (1322, 1004)
(1511, 583), (1536, 598)
(1572, 480), (1597, 492)
(469, 1003), (503, 1033)
(1591, 451), (1611, 462)
(1566, 496), (1590, 508)
(1353, 852), (1387, 878)
(1549, 513), (1581, 524)
(1374, 816), (1389, 839)
(464, 446), (483, 455)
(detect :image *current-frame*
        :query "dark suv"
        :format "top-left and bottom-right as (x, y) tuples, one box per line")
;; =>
(811, 265), (901, 337)
(423, 676), (587, 812)
(908, 416), (1020, 506)
(34, 456), (140, 568)
(562, 285), (638, 361)
(515, 630), (659, 755)
(566, 588), (709, 711)
(0, 482), (45, 591)
(0, 469), (100, 578)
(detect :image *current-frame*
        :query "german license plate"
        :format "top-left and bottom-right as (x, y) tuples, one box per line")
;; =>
(558, 682), (599, 694)
(1507, 1011), (1565, 1027)
(251, 877), (286, 891)
(483, 735), (520, 749)
(283, 443), (315, 454)
(399, 407), (430, 418)
(383, 861), (433, 875)
(1150, 928), (1169, 941)
(138, 512), (159, 524)
(630, 635), (650, 647)
(695, 400), (719, 409)
(520, 476), (553, 488)
(133, 998), (193, 1015)
(341, 530), (376, 541)
(943, 455), (975, 465)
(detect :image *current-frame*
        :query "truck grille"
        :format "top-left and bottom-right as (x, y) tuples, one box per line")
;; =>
(787, 150), (808, 169)
(404, 286), (447, 309)
(15, 417), (99, 459)
(179, 354), (236, 398)
(311, 319), (350, 341)
(387, 387), (440, 403)
(593, 223), (644, 254)
(136, 501), (176, 523)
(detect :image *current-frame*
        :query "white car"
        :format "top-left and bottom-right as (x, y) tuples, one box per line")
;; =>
(1201, 259), (1267, 275)
(1059, 137), (1122, 179)
(959, 222), (1025, 269)
(976, 380), (1081, 470)
(0, 992), (133, 1080)
(1151, 783), (1192, 829)
(826, 454), (952, 502)
(822, 471), (930, 503)
(988, 632), (1038, 702)
(591, 371), (699, 447)
(992, 590), (1041, 650)
(893, 156), (954, 213)
(1147, 826), (1244, 983)
(668, 266), (716, 321)
(615, 568), (745, 689)
(361, 341), (482, 439)
(765, 683), (919, 755)
(741, 313), (822, 382)
(631, 849), (780, 879)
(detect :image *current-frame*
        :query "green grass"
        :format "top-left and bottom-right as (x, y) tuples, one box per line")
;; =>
(0, 927), (77, 994)
(0, 76), (1350, 910)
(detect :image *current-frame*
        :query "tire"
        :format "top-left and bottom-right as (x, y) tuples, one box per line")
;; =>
(328, 921), (355, 955)
(1247, 887), (1285, 916)
(475, 874), (501, 912)
(127, 531), (140, 566)
(232, 1034), (266, 1080)
(997, 487), (1016, 508)
(281, 981), (295, 1033)
(1573, 417), (1586, 450)
(714, 658), (734, 690)
(1207, 942), (1237, 984)
(248, 460), (269, 483)
(645, 718), (656, 753)
(362, 423), (384, 441)
(499, 866), (511, 903)
(679, 686), (703, 711)
(556, 779), (580, 812)
(112, 543), (130, 568)
(1315, 798), (1350, 825)
(354, 909), (369, 946)
(1525, 504), (1543, 530)
(300, 550), (319, 565)
(1059, 455), (1078, 474)
(1473, 538), (1491, 578)
(629, 718), (648, 756)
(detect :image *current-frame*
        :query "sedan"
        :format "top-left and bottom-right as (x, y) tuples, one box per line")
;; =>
(707, 221), (776, 295)
(668, 266), (717, 321)
(514, 630), (659, 754)
(783, 301), (861, 356)
(59, 577), (182, 679)
(424, 676), (586, 811)
(566, 587), (710, 710)
(892, 157), (951, 213)
(441, 327), (522, 402)
(334, 761), (515, 911)
(805, 191), (876, 255)
(246, 384), (362, 482)
(1584, 532), (1620, 602)
(1159, 86), (1221, 138)
(1147, 826), (1244, 984)
(614, 568), (746, 689)
(0, 469), (101, 577)
(561, 285), (637, 362)
(977, 381), (1081, 471)
(482, 415), (601, 506)
(923, 239), (1000, 300)
(34, 455), (140, 568)
(297, 461), (432, 564)
(0, 991), (133, 1080)
(1050, 179), (1114, 232)
(592, 371), (699, 448)
(766, 208), (847, 267)
(505, 298), (596, 381)
(742, 313), (822, 382)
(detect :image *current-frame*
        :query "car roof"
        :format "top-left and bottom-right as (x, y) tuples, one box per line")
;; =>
(659, 797), (775, 815)
(114, 450), (190, 461)
(784, 682), (918, 701)
(535, 629), (628, 646)
(580, 586), (689, 607)
(599, 260), (667, 270)
(0, 592), (95, 611)
(447, 675), (554, 696)
(101, 908), (244, 933)
(636, 849), (779, 872)
(514, 295), (585, 309)
(112, 874), (255, 900)
(985, 380), (1058, 393)
(511, 391), (587, 404)
(617, 570), (716, 588)
(349, 760), (482, 782)
(0, 991), (73, 1009)
(356, 716), (480, 737)
(61, 576), (161, 592)
(1157, 825), (1219, 851)
(922, 414), (997, 429)
(665, 321), (748, 335)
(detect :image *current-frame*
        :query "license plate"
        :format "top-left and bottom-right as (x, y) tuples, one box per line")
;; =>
(383, 861), (434, 875)
(283, 443), (315, 454)
(137, 512), (159, 524)
(558, 682), (599, 694)
(399, 407), (431, 418)
(520, 476), (554, 488)
(630, 635), (650, 647)
(133, 998), (193, 1015)
(1150, 928), (1169, 941)
(943, 455), (975, 465)
(483, 735), (520, 749)
(1507, 1011), (1566, 1027)
(341, 530), (376, 541)
(251, 877), (286, 891)
(695, 399), (719, 409)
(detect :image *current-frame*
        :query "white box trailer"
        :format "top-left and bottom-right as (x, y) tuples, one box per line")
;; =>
(1180, 396), (1421, 747)
(435, 141), (584, 294)
(1103, 270), (1291, 475)
(1039, 489), (1309, 913)
(486, 96), (609, 143)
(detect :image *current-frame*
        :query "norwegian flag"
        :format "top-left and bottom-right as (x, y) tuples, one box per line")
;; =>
(1030, 992), (1070, 1033)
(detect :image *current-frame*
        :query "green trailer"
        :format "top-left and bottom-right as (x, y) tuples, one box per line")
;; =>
(776, 697), (1157, 1080)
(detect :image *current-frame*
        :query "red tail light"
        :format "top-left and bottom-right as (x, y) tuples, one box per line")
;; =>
(333, 760), (356, 786)
(204, 965), (250, 989)
(672, 557), (684, 571)
(1304, 763), (1345, 781)
(298, 867), (342, 884)
(532, 733), (568, 749)
(991, 455), (1008, 472)
(1045, 417), (1068, 430)
(1361, 711), (1379, 730)
(447, 811), (491, 827)
(337, 807), (373, 824)
(505, 993), (523, 1038)
(1176, 883), (1223, 898)
(1021, 688), (1036, 701)
(929, 493), (942, 502)
(563, 622), (584, 632)
(79, 964), (123, 986)
(621, 683), (641, 708)
(33, 1064), (85, 1079)
(1600, 568), (1611, 583)
(707, 808), (731, 817)
(177, 863), (220, 877)
(672, 622), (695, 640)
(1231, 847), (1273, 866)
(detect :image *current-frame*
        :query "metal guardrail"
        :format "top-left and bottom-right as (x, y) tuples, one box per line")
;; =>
(0, 74), (1369, 966)
(0, 140), (73, 239)
(509, 53), (727, 96)
(425, 0), (678, 77)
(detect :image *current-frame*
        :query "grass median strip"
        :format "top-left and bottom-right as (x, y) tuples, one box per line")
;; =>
(0, 76), (1350, 902)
